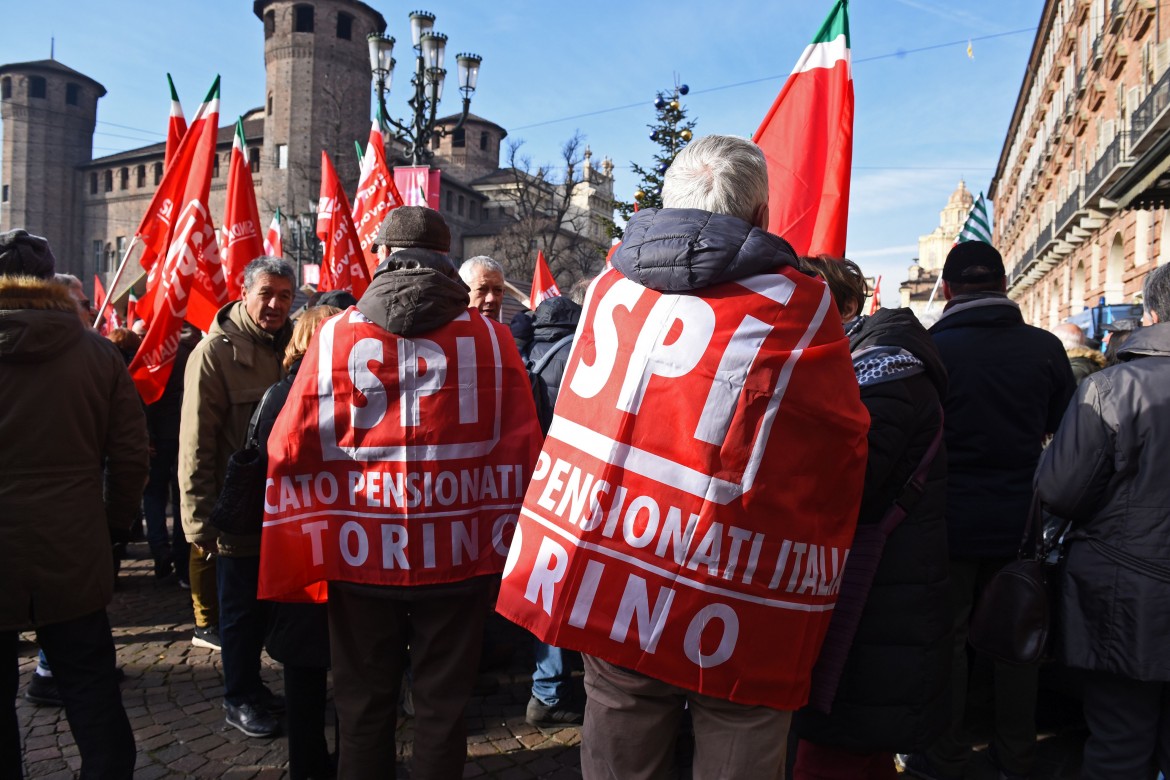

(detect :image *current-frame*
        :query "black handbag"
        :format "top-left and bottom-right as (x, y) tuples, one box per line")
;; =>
(208, 386), (278, 536)
(968, 495), (1063, 666)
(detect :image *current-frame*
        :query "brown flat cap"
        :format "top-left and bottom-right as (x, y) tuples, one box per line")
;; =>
(375, 206), (451, 253)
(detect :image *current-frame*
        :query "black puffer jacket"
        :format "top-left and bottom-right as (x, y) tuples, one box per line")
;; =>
(929, 295), (1075, 557)
(1035, 322), (1170, 681)
(795, 307), (952, 752)
(528, 296), (582, 407)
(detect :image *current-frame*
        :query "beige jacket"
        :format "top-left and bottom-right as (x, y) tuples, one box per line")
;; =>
(0, 276), (149, 630)
(179, 301), (290, 556)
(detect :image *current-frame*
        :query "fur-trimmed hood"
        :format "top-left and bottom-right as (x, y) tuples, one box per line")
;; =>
(0, 275), (86, 363)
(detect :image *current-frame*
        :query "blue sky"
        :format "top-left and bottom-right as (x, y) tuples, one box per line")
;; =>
(0, 0), (1043, 286)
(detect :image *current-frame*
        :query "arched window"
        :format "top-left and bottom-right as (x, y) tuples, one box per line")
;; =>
(264, 10), (276, 39)
(136, 165), (146, 187)
(154, 162), (164, 185)
(452, 127), (465, 148)
(119, 167), (129, 190)
(103, 170), (113, 192)
(337, 12), (353, 40)
(90, 172), (98, 194)
(294, 5), (314, 33)
(480, 131), (489, 151)
(3, 77), (14, 100)
(66, 83), (80, 106)
(28, 76), (46, 99)
(267, 92), (273, 115)
(1105, 232), (1125, 302)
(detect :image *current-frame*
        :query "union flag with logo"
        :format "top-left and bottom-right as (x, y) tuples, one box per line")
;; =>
(257, 307), (543, 602)
(495, 266), (869, 709)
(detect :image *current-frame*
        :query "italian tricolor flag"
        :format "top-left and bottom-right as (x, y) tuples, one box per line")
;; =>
(754, 0), (852, 257)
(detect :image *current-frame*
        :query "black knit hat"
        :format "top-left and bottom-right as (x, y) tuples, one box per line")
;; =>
(942, 240), (1005, 283)
(0, 229), (56, 279)
(374, 207), (451, 252)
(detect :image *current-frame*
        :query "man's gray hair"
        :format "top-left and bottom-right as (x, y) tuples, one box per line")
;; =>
(243, 256), (296, 292)
(53, 273), (82, 289)
(459, 255), (504, 285)
(662, 135), (769, 224)
(1051, 322), (1086, 351)
(1142, 264), (1170, 323)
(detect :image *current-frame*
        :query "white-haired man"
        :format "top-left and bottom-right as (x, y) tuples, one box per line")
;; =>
(496, 135), (869, 779)
(459, 255), (505, 321)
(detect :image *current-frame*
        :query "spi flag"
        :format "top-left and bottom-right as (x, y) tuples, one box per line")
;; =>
(264, 208), (284, 257)
(164, 73), (187, 172)
(135, 77), (221, 324)
(257, 307), (543, 602)
(316, 151), (370, 298)
(496, 266), (869, 709)
(529, 250), (561, 308)
(753, 0), (853, 256)
(129, 77), (227, 403)
(352, 119), (405, 274)
(221, 118), (264, 299)
(956, 193), (993, 244)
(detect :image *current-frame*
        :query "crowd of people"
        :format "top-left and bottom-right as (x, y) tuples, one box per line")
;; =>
(2, 133), (1169, 780)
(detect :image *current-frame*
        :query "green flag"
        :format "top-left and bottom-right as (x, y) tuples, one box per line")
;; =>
(957, 193), (993, 244)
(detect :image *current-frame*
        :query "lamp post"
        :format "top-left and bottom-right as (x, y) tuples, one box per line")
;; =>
(367, 10), (481, 166)
(288, 202), (319, 287)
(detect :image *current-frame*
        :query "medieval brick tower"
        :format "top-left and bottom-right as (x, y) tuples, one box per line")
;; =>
(255, 0), (385, 219)
(0, 60), (104, 274)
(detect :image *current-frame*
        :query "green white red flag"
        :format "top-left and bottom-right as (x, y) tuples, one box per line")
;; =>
(129, 76), (227, 403)
(164, 73), (187, 172)
(126, 291), (139, 330)
(221, 117), (263, 300)
(352, 119), (405, 275)
(316, 150), (370, 298)
(264, 208), (283, 257)
(753, 0), (853, 256)
(529, 250), (560, 308)
(93, 275), (118, 334)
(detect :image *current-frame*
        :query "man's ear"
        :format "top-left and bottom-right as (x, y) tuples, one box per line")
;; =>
(752, 202), (769, 231)
(942, 280), (954, 301)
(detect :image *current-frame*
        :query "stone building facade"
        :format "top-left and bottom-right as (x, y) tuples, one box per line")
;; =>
(0, 0), (612, 305)
(992, 0), (1170, 331)
(898, 180), (975, 319)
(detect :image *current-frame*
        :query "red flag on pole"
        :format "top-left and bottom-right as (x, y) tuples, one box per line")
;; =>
(352, 119), (404, 275)
(126, 291), (139, 330)
(164, 73), (187, 172)
(869, 275), (882, 315)
(129, 76), (225, 403)
(93, 275), (113, 334)
(264, 208), (283, 258)
(529, 250), (561, 308)
(753, 0), (853, 257)
(316, 150), (370, 298)
(221, 117), (264, 300)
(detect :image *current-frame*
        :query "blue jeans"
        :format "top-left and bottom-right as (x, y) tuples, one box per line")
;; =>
(217, 555), (271, 707)
(532, 640), (576, 707)
(142, 438), (188, 578)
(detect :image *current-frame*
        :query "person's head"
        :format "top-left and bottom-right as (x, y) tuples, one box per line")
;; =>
(284, 304), (340, 370)
(662, 134), (770, 228)
(568, 276), (594, 305)
(1052, 322), (1087, 351)
(241, 257), (296, 333)
(941, 241), (1006, 299)
(459, 256), (505, 320)
(106, 327), (141, 359)
(799, 255), (869, 322)
(130, 319), (147, 336)
(53, 273), (95, 325)
(374, 206), (451, 264)
(0, 229), (56, 280)
(1141, 264), (1170, 325)
(313, 290), (358, 309)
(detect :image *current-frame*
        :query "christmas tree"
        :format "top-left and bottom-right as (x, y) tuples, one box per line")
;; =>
(610, 83), (696, 239)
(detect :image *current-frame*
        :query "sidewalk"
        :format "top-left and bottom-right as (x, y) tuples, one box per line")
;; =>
(16, 543), (1084, 778)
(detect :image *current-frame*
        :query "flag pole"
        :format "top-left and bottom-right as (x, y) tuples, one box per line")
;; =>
(924, 271), (944, 314)
(93, 235), (140, 330)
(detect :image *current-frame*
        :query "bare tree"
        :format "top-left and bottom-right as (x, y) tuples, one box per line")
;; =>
(489, 132), (606, 288)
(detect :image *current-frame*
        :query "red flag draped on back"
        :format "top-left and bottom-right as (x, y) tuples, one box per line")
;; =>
(257, 308), (542, 602)
(495, 266), (869, 710)
(264, 208), (283, 258)
(753, 0), (853, 256)
(316, 151), (370, 298)
(129, 77), (226, 404)
(352, 120), (404, 275)
(529, 250), (561, 308)
(164, 73), (187, 172)
(221, 118), (264, 300)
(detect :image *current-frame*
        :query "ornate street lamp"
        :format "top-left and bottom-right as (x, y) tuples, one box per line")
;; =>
(367, 10), (482, 166)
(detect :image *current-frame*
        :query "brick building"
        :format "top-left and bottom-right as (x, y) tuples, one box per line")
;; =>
(0, 0), (612, 305)
(991, 0), (1170, 331)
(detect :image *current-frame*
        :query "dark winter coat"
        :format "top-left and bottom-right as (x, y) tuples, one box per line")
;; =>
(528, 296), (582, 406)
(1035, 322), (1170, 681)
(1066, 345), (1105, 387)
(929, 294), (1075, 558)
(795, 307), (952, 752)
(251, 357), (331, 668)
(145, 337), (193, 442)
(0, 276), (149, 630)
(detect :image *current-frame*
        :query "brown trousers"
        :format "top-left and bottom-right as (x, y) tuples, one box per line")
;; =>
(582, 655), (792, 780)
(188, 545), (218, 629)
(328, 583), (489, 780)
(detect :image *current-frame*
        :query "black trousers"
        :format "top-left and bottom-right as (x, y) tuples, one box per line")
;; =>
(285, 664), (331, 780)
(1081, 670), (1170, 780)
(217, 554), (271, 707)
(3, 609), (135, 779)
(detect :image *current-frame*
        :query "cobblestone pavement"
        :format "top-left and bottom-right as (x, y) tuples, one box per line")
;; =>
(17, 544), (1087, 779)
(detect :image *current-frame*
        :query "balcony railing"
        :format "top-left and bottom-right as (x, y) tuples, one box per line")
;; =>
(1085, 132), (1129, 198)
(1010, 242), (1037, 286)
(1131, 68), (1170, 141)
(1038, 222), (1054, 254)
(1056, 186), (1082, 233)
